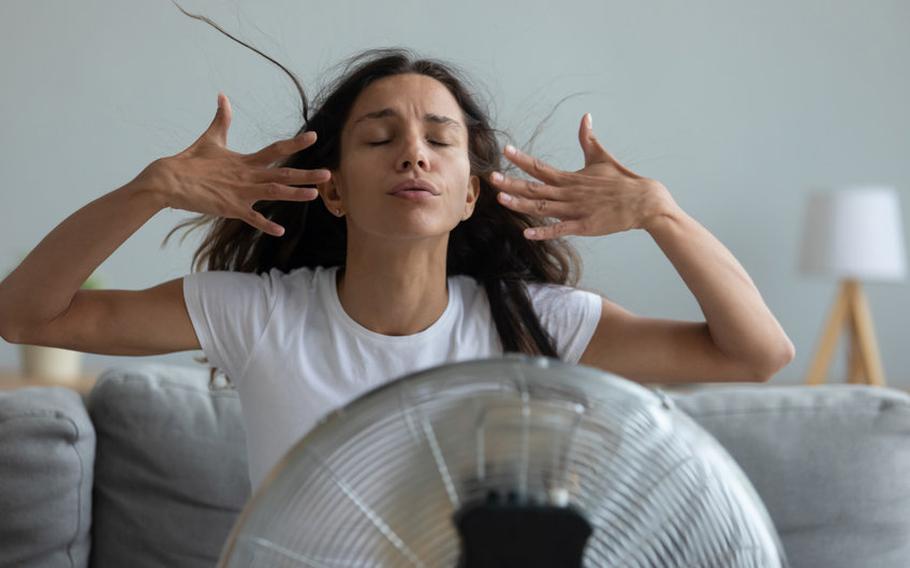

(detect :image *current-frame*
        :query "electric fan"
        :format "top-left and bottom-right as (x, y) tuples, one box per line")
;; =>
(218, 354), (787, 567)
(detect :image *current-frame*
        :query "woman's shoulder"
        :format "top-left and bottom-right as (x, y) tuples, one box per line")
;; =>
(184, 265), (329, 298)
(524, 279), (570, 292)
(258, 264), (335, 285)
(522, 280), (604, 313)
(523, 279), (595, 296)
(454, 276), (599, 298)
(276, 265), (339, 297)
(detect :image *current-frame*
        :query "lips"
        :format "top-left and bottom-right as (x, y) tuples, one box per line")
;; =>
(388, 178), (440, 196)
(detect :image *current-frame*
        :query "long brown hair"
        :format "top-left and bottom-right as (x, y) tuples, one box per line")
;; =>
(165, 6), (588, 388)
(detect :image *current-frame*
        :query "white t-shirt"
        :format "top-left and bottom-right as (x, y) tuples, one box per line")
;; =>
(183, 264), (602, 491)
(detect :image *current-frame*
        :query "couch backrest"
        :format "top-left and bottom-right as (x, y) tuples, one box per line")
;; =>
(9, 362), (909, 568)
(89, 366), (910, 568)
(669, 382), (910, 568)
(85, 364), (249, 568)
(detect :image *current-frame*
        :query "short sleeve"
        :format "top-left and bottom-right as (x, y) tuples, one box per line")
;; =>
(525, 282), (603, 364)
(182, 268), (282, 381)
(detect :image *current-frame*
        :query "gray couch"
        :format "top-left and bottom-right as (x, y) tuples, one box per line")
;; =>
(1, 362), (908, 567)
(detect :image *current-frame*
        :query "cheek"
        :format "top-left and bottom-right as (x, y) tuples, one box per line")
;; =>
(447, 153), (472, 185)
(337, 160), (371, 195)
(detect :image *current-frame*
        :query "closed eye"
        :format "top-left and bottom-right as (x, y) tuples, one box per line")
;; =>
(368, 140), (450, 147)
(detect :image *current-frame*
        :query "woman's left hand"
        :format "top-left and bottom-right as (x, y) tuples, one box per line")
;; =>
(489, 113), (680, 240)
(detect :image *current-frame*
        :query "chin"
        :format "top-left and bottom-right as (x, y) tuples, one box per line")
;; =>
(370, 222), (456, 240)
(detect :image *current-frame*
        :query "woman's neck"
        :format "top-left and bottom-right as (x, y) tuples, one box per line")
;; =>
(335, 263), (449, 337)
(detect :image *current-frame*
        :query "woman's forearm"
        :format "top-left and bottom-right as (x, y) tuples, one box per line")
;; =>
(0, 178), (166, 335)
(643, 205), (796, 375)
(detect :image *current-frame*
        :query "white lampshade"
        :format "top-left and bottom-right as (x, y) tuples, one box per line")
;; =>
(799, 185), (907, 282)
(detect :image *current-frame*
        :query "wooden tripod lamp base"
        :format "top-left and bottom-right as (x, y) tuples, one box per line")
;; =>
(805, 279), (886, 386)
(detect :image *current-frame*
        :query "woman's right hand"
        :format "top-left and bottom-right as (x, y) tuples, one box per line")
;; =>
(134, 92), (330, 237)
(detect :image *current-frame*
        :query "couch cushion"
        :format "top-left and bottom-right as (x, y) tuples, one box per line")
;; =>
(0, 385), (94, 568)
(668, 383), (910, 568)
(85, 363), (250, 567)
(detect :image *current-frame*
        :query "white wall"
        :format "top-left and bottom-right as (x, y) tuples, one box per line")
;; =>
(1, 0), (908, 385)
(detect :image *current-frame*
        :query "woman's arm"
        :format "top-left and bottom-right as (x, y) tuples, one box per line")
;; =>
(489, 114), (795, 380)
(1, 91), (328, 341)
(641, 202), (795, 373)
(0, 177), (165, 337)
(576, 200), (794, 383)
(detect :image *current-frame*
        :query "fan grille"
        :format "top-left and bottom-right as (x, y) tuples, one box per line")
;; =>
(220, 355), (786, 567)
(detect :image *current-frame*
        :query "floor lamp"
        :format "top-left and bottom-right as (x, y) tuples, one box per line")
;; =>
(799, 186), (906, 386)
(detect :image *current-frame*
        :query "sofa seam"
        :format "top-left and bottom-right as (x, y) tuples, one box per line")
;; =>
(66, 413), (85, 568)
(0, 408), (79, 423)
(94, 374), (240, 399)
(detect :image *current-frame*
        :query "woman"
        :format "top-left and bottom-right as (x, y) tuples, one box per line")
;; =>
(0, 39), (794, 491)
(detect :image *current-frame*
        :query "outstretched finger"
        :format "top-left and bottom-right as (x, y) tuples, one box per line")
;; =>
(244, 209), (286, 237)
(187, 92), (233, 151)
(208, 92), (232, 147)
(523, 219), (586, 240)
(245, 131), (318, 166)
(247, 166), (332, 186)
(250, 182), (321, 204)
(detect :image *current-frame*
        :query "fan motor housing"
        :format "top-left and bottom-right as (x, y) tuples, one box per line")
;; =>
(454, 490), (592, 567)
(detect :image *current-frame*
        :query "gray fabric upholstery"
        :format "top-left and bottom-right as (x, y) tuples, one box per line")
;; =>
(669, 383), (910, 568)
(0, 386), (94, 568)
(85, 364), (250, 568)
(4, 362), (910, 567)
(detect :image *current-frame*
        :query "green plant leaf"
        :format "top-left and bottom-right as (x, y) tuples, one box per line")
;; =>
(81, 273), (104, 290)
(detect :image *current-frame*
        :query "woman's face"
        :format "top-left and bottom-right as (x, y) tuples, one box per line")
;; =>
(319, 73), (480, 240)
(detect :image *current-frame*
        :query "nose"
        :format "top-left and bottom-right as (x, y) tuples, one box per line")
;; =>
(396, 133), (430, 172)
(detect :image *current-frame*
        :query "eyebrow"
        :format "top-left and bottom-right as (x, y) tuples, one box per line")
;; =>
(351, 107), (463, 130)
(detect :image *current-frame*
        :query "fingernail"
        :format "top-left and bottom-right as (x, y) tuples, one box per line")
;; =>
(585, 113), (593, 129)
(491, 172), (503, 182)
(504, 144), (516, 156)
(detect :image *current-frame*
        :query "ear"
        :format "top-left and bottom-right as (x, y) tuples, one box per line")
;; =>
(462, 174), (481, 220)
(316, 171), (344, 215)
